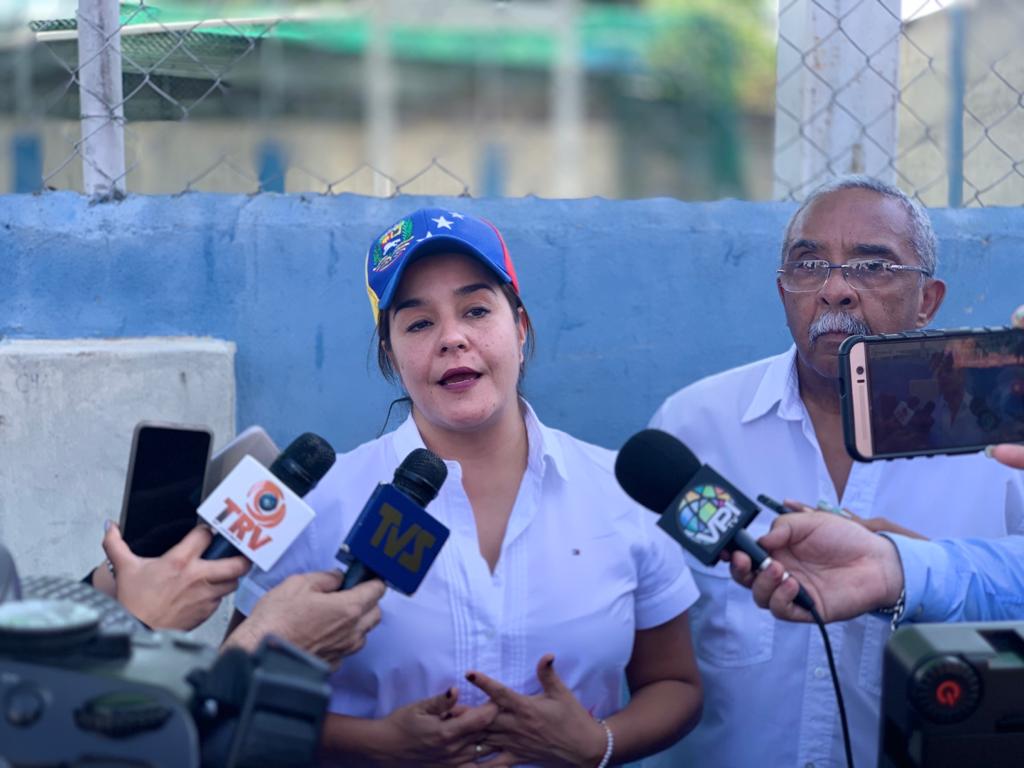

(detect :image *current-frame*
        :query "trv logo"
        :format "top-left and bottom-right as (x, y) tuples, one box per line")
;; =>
(215, 479), (287, 552)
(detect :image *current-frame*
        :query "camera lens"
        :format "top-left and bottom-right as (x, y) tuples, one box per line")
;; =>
(856, 366), (865, 375)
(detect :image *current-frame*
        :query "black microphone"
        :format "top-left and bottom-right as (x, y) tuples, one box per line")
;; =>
(615, 429), (814, 612)
(338, 448), (449, 595)
(202, 433), (336, 560)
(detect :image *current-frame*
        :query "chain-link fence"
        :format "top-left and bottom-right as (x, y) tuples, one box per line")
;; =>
(775, 0), (1024, 206)
(1, 0), (780, 201)
(5, 1), (1022, 205)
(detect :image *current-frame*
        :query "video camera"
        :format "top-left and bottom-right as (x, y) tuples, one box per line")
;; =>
(0, 544), (330, 768)
(881, 621), (1024, 768)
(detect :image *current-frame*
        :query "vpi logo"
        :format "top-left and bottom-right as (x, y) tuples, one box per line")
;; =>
(678, 484), (742, 546)
(369, 502), (437, 574)
(216, 480), (286, 551)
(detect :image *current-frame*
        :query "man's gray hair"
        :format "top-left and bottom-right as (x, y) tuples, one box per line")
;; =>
(780, 175), (938, 276)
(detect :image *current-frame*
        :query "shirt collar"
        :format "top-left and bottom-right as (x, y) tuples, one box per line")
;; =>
(741, 345), (806, 424)
(389, 399), (569, 483)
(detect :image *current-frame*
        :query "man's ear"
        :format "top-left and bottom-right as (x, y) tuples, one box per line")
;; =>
(915, 278), (947, 328)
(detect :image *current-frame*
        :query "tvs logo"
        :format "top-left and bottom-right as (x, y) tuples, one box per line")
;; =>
(369, 503), (437, 574)
(216, 479), (287, 551)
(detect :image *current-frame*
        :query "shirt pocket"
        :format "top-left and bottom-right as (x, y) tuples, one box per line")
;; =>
(687, 559), (775, 668)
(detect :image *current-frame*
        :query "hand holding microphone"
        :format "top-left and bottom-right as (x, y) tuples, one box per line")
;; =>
(614, 429), (815, 612)
(102, 521), (249, 630)
(729, 511), (906, 624)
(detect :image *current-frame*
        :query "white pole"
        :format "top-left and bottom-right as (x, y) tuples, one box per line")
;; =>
(365, 0), (395, 196)
(773, 0), (901, 200)
(77, 0), (126, 198)
(551, 0), (583, 199)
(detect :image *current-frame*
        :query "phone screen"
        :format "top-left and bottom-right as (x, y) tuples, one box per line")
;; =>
(120, 425), (212, 557)
(865, 329), (1024, 456)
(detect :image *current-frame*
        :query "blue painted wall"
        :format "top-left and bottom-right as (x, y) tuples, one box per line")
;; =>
(1, 192), (1021, 453)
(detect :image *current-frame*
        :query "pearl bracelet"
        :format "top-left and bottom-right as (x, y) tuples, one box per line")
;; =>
(596, 719), (614, 768)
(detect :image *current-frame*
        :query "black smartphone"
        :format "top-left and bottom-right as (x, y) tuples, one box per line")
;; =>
(119, 422), (214, 557)
(839, 327), (1024, 461)
(756, 494), (790, 515)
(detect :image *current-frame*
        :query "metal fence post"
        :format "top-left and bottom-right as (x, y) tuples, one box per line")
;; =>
(365, 0), (395, 197)
(947, 4), (966, 209)
(552, 0), (583, 199)
(77, 0), (126, 199)
(773, 0), (901, 200)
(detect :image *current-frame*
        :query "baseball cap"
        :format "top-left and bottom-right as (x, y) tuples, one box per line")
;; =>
(365, 208), (520, 324)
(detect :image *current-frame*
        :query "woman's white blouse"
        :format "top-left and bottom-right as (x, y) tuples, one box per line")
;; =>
(235, 403), (699, 718)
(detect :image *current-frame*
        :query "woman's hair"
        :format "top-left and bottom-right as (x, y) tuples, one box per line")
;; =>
(373, 280), (535, 385)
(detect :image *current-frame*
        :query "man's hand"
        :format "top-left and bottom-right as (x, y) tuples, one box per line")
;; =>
(224, 573), (385, 666)
(729, 511), (905, 623)
(103, 523), (250, 630)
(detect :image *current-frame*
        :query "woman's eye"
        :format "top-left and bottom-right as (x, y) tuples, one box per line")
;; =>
(466, 306), (490, 318)
(405, 319), (431, 333)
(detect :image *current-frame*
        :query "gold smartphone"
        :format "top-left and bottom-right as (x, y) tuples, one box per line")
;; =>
(839, 328), (1024, 461)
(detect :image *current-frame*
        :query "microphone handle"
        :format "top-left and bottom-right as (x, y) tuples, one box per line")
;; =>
(732, 529), (815, 612)
(340, 561), (380, 591)
(202, 534), (241, 560)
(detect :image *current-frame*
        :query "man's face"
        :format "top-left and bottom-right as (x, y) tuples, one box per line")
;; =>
(779, 187), (946, 380)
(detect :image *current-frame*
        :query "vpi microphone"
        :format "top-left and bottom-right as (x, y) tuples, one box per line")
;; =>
(615, 429), (814, 612)
(338, 448), (449, 596)
(199, 433), (335, 570)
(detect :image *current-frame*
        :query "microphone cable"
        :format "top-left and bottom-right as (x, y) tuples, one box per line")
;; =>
(808, 603), (854, 768)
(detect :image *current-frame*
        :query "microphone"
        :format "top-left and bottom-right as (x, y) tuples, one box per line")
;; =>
(199, 433), (336, 570)
(615, 429), (814, 612)
(337, 448), (450, 595)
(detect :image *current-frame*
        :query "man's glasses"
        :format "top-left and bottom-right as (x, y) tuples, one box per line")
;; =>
(777, 258), (933, 293)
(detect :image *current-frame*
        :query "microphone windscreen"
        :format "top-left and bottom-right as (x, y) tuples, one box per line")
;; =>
(269, 433), (336, 498)
(615, 429), (702, 513)
(393, 448), (448, 508)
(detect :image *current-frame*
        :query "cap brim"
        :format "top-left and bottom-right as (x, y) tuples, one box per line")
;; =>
(376, 234), (512, 313)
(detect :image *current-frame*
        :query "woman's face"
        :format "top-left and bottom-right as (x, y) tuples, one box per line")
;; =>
(386, 252), (526, 435)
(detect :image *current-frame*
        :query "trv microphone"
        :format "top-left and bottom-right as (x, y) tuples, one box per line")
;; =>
(199, 433), (336, 570)
(338, 448), (449, 596)
(615, 429), (814, 612)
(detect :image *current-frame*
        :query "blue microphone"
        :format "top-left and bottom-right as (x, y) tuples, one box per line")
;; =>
(337, 449), (449, 596)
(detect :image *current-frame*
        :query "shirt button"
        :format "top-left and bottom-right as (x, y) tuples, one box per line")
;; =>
(813, 667), (826, 679)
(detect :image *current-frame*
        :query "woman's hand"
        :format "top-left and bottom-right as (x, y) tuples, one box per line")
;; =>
(371, 687), (498, 767)
(466, 655), (608, 768)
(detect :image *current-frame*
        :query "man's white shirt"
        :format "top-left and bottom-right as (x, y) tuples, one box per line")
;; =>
(645, 346), (1024, 768)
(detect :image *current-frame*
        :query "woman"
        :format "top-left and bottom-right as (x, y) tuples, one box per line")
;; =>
(231, 208), (702, 766)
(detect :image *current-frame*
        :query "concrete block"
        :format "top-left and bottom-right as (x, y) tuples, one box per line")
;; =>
(0, 337), (235, 643)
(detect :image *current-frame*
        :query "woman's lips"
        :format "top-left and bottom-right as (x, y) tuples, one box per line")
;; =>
(439, 368), (481, 389)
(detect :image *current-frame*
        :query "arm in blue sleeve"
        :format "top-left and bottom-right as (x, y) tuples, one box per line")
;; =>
(888, 534), (1024, 623)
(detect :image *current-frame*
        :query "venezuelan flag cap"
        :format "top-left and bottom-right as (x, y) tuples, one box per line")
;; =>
(365, 208), (520, 324)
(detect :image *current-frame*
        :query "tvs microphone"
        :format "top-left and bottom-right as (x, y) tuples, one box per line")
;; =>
(337, 448), (450, 596)
(614, 429), (814, 612)
(199, 433), (336, 569)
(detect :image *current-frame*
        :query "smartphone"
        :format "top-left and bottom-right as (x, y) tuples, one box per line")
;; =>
(201, 425), (279, 500)
(119, 422), (214, 557)
(840, 327), (1024, 461)
(756, 494), (790, 515)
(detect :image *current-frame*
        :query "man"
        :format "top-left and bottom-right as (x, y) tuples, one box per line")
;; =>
(648, 177), (1024, 768)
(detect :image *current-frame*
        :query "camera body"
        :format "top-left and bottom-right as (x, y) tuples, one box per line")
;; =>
(880, 621), (1024, 768)
(0, 572), (330, 768)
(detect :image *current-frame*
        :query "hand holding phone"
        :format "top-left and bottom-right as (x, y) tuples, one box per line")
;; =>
(120, 422), (213, 557)
(840, 327), (1024, 461)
